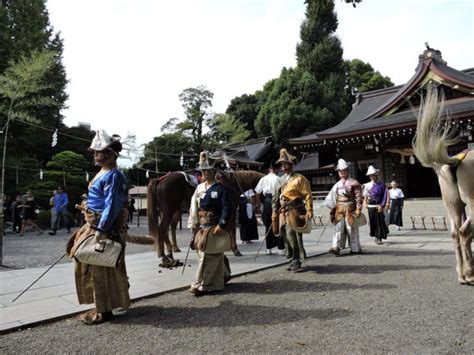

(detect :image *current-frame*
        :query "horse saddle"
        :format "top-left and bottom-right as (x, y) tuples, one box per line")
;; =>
(179, 171), (199, 188)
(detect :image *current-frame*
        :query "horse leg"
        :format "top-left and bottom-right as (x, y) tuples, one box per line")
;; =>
(439, 167), (467, 284)
(228, 213), (242, 256)
(161, 219), (173, 259)
(449, 218), (464, 284)
(163, 213), (184, 267)
(153, 211), (165, 257)
(157, 214), (179, 268)
(230, 230), (242, 257)
(170, 211), (181, 253)
(459, 216), (473, 284)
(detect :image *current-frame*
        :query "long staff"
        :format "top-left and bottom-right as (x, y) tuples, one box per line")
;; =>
(254, 226), (275, 261)
(316, 218), (332, 245)
(182, 228), (197, 275)
(12, 252), (67, 303)
(181, 243), (192, 275)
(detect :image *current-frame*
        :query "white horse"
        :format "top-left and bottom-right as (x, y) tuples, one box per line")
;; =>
(413, 87), (473, 285)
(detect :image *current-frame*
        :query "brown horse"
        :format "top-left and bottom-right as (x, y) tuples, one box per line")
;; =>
(147, 170), (264, 268)
(413, 87), (473, 285)
(147, 172), (195, 268)
(217, 170), (264, 255)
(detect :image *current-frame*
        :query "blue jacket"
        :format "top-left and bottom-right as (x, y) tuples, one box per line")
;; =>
(53, 193), (69, 213)
(200, 182), (232, 228)
(87, 169), (128, 232)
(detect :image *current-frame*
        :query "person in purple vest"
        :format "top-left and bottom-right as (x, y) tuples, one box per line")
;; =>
(363, 166), (389, 244)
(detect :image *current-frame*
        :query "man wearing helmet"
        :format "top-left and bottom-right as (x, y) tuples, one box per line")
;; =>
(187, 151), (232, 296)
(67, 130), (130, 325)
(272, 149), (313, 272)
(324, 159), (363, 256)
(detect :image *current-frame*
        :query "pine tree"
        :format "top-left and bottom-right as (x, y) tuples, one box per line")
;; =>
(255, 0), (348, 145)
(296, 0), (343, 80)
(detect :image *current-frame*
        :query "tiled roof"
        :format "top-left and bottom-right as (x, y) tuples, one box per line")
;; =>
(289, 48), (474, 145)
(226, 136), (273, 161)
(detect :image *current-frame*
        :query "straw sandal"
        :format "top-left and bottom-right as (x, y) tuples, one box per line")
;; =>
(78, 309), (114, 325)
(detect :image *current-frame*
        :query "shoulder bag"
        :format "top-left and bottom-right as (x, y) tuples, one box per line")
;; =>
(74, 233), (123, 268)
(352, 212), (367, 228)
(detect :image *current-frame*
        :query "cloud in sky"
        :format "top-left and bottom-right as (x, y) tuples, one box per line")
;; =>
(46, 0), (473, 156)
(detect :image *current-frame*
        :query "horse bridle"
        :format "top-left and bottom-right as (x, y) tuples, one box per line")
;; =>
(217, 170), (252, 203)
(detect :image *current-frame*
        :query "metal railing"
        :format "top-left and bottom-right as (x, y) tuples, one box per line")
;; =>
(312, 191), (329, 201)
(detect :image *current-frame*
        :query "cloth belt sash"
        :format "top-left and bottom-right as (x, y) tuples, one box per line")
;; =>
(193, 209), (230, 252)
(198, 210), (219, 227)
(279, 197), (307, 230)
(334, 198), (356, 226)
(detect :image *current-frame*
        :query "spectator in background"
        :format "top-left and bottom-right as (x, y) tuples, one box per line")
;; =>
(238, 189), (259, 244)
(388, 180), (404, 231)
(10, 196), (22, 234)
(2, 195), (10, 234)
(49, 186), (70, 235)
(255, 163), (285, 255)
(128, 196), (136, 223)
(18, 191), (43, 236)
(77, 193), (88, 227)
(49, 190), (57, 232)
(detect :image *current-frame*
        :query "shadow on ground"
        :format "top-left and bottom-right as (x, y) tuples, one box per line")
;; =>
(224, 279), (397, 294)
(305, 263), (449, 275)
(326, 248), (453, 258)
(115, 300), (352, 328)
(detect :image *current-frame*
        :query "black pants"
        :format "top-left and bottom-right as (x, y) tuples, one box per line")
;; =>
(262, 195), (284, 250)
(12, 215), (22, 232)
(368, 207), (389, 239)
(389, 199), (403, 226)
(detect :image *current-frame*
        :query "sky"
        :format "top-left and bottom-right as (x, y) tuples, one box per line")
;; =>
(45, 0), (474, 165)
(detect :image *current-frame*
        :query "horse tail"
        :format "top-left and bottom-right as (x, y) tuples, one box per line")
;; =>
(125, 234), (155, 245)
(147, 178), (160, 240)
(413, 87), (460, 173)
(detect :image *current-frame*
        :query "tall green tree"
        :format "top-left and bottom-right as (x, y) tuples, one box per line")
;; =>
(177, 85), (213, 150)
(46, 150), (88, 172)
(254, 79), (277, 137)
(0, 2), (10, 73)
(0, 0), (68, 165)
(296, 0), (343, 81)
(135, 132), (196, 177)
(255, 0), (348, 144)
(345, 58), (394, 95)
(256, 67), (337, 143)
(0, 50), (58, 204)
(0, 49), (63, 262)
(225, 94), (259, 139)
(44, 150), (89, 204)
(16, 150), (90, 216)
(53, 125), (95, 167)
(208, 113), (251, 146)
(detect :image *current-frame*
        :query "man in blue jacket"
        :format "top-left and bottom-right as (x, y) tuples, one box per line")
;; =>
(49, 186), (70, 235)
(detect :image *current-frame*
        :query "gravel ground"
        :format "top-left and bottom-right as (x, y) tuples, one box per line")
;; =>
(1, 246), (473, 354)
(0, 218), (164, 270)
